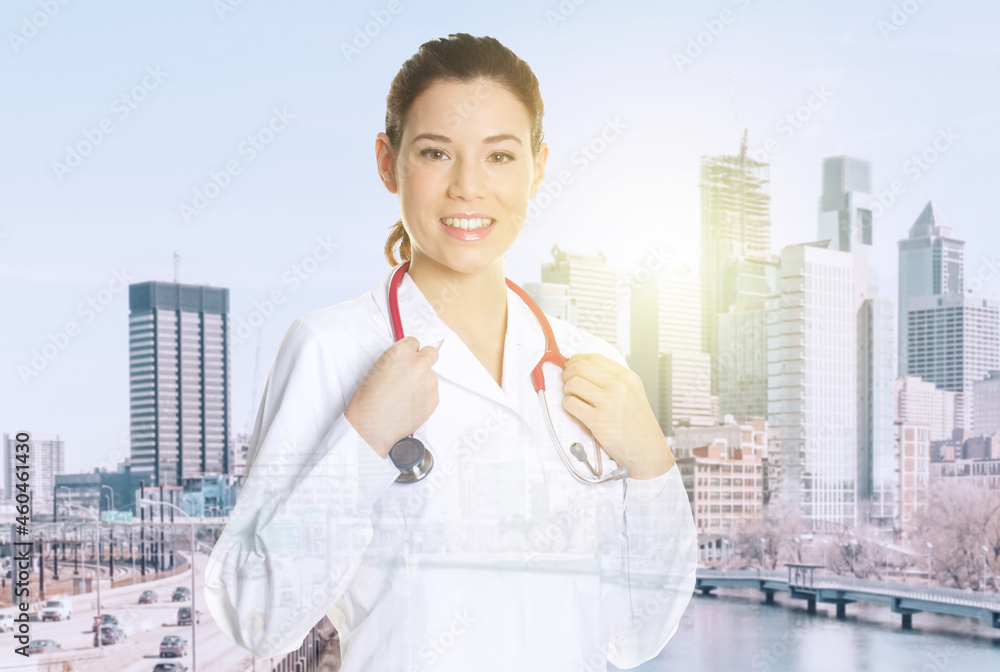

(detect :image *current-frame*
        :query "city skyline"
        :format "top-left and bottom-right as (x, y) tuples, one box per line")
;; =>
(3, 0), (999, 476)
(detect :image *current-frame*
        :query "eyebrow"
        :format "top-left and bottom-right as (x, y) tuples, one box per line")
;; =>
(412, 132), (523, 146)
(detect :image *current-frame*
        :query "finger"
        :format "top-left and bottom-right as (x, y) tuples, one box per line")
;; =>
(395, 335), (420, 351)
(562, 393), (595, 427)
(566, 351), (622, 374)
(418, 344), (439, 366)
(563, 374), (603, 407)
(563, 357), (617, 388)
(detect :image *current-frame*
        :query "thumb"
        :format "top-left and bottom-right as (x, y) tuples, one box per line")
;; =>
(419, 344), (439, 367)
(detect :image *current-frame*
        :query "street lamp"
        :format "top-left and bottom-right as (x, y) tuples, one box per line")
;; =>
(100, 485), (115, 513)
(61, 503), (102, 652)
(760, 537), (767, 572)
(140, 498), (197, 672)
(926, 541), (934, 584)
(849, 538), (858, 577)
(821, 538), (829, 569)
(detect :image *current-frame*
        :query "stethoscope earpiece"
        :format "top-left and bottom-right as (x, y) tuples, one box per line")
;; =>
(389, 436), (434, 483)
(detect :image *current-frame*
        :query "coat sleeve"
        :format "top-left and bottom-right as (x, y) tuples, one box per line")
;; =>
(588, 341), (699, 669)
(203, 316), (400, 658)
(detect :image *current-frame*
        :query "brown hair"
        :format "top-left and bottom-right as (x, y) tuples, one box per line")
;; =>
(382, 33), (545, 266)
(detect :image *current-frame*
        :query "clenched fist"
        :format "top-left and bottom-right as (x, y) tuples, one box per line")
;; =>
(345, 336), (440, 458)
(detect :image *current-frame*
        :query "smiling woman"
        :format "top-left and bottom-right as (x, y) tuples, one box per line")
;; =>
(204, 32), (697, 672)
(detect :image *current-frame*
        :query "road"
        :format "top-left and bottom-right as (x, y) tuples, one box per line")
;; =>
(4, 553), (257, 672)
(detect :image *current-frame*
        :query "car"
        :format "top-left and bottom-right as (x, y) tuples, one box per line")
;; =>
(153, 663), (189, 672)
(0, 613), (14, 633)
(41, 598), (73, 621)
(26, 639), (63, 654)
(176, 607), (201, 626)
(92, 613), (120, 632)
(94, 623), (127, 647)
(139, 590), (159, 604)
(172, 586), (191, 602)
(159, 635), (188, 657)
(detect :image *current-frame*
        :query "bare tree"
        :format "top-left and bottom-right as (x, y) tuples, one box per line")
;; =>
(728, 501), (807, 570)
(913, 479), (1000, 590)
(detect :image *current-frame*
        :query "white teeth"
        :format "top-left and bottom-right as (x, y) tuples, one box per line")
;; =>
(442, 217), (494, 230)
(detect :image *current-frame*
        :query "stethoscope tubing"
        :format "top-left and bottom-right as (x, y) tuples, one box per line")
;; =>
(387, 261), (628, 484)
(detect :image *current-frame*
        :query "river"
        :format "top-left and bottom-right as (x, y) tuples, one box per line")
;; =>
(616, 586), (1000, 671)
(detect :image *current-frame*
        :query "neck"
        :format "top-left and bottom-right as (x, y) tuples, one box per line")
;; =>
(406, 254), (508, 346)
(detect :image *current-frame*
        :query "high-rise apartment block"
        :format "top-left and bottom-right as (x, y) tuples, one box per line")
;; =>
(766, 241), (860, 528)
(973, 371), (1000, 437)
(4, 433), (64, 516)
(541, 245), (618, 348)
(905, 293), (999, 432)
(631, 264), (715, 433)
(894, 375), (958, 441)
(129, 282), (231, 487)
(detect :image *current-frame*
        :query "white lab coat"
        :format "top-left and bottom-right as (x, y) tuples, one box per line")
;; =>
(204, 264), (697, 671)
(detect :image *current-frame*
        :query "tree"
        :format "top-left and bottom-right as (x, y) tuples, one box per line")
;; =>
(913, 479), (1000, 590)
(728, 501), (807, 570)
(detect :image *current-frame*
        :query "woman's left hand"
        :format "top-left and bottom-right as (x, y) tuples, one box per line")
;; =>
(561, 352), (675, 480)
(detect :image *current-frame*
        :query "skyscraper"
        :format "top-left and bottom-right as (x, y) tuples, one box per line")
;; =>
(766, 241), (859, 529)
(3, 433), (64, 517)
(906, 292), (1000, 431)
(857, 296), (896, 528)
(897, 201), (965, 377)
(700, 133), (773, 396)
(631, 264), (714, 433)
(894, 375), (958, 442)
(129, 282), (231, 487)
(541, 245), (618, 348)
(818, 157), (875, 252)
(717, 301), (769, 422)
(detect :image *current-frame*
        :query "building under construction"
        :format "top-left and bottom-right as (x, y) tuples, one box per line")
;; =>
(700, 132), (774, 399)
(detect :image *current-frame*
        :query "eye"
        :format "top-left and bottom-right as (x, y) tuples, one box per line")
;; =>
(420, 148), (448, 161)
(489, 151), (515, 164)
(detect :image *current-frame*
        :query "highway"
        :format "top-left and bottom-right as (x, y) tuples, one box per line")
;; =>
(5, 553), (258, 672)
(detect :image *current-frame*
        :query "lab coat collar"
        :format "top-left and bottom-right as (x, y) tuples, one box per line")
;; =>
(372, 264), (547, 418)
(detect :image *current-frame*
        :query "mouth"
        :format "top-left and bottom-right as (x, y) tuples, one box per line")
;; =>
(440, 215), (495, 230)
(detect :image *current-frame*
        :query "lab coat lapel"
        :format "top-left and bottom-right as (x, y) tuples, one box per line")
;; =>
(374, 265), (544, 418)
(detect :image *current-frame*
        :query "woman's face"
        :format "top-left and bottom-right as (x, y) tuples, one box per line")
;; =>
(377, 78), (547, 275)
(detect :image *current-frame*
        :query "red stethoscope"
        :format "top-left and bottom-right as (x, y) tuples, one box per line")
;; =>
(386, 261), (631, 485)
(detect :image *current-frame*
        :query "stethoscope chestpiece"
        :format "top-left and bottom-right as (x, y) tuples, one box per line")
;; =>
(389, 436), (434, 483)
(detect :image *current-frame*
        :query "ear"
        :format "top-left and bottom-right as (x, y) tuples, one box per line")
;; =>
(527, 142), (549, 200)
(376, 132), (398, 194)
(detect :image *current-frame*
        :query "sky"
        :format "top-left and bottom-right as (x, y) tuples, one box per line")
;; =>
(1, 0), (998, 479)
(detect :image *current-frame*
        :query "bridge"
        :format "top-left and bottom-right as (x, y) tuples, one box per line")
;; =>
(694, 565), (1000, 630)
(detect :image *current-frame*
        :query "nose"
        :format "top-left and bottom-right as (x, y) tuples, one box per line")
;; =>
(447, 154), (486, 202)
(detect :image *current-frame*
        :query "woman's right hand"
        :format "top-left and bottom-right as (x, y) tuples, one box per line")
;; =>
(345, 336), (440, 458)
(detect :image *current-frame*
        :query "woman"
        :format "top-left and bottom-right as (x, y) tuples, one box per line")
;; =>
(205, 33), (697, 671)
